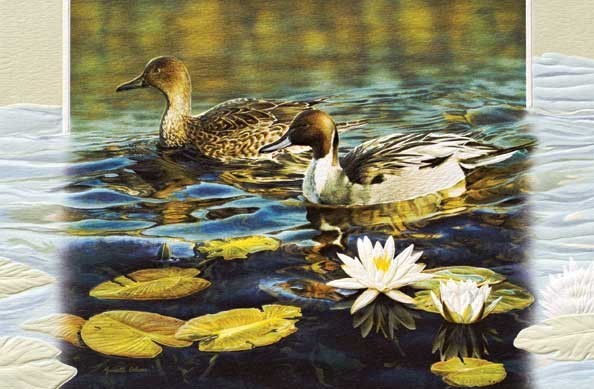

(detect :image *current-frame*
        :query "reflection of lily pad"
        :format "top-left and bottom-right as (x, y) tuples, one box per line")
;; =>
(431, 357), (507, 387)
(411, 266), (506, 290)
(22, 314), (86, 347)
(175, 304), (301, 352)
(414, 282), (533, 314)
(81, 310), (191, 358)
(89, 267), (210, 300)
(196, 235), (281, 260)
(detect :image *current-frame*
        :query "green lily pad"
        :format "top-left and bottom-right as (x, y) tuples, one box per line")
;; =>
(431, 357), (507, 387)
(414, 281), (533, 314)
(411, 266), (506, 290)
(196, 235), (281, 260)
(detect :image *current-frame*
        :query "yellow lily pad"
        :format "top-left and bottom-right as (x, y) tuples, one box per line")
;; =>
(431, 357), (507, 387)
(89, 267), (210, 300)
(175, 304), (301, 352)
(414, 281), (533, 314)
(80, 310), (191, 358)
(196, 235), (281, 260)
(411, 266), (506, 290)
(22, 314), (86, 347)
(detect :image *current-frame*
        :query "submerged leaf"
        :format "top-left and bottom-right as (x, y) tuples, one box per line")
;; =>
(431, 357), (507, 387)
(175, 304), (301, 352)
(277, 279), (346, 301)
(89, 267), (210, 300)
(514, 313), (594, 360)
(0, 257), (54, 298)
(22, 314), (86, 347)
(0, 336), (77, 388)
(411, 266), (506, 290)
(158, 242), (171, 261)
(414, 281), (533, 314)
(196, 235), (281, 260)
(80, 310), (191, 358)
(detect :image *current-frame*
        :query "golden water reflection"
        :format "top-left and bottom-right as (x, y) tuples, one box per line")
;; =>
(71, 0), (525, 120)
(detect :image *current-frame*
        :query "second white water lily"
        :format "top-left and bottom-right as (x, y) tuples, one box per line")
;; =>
(327, 236), (433, 314)
(431, 280), (501, 324)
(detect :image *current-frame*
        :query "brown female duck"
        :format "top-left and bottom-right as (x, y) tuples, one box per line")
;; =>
(116, 56), (354, 161)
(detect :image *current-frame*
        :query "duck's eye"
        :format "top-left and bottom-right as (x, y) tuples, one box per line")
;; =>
(154, 68), (161, 74)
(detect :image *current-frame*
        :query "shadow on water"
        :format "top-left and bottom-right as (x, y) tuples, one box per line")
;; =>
(63, 0), (531, 387)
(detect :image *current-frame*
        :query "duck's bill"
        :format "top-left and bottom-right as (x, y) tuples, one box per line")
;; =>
(259, 134), (293, 153)
(116, 74), (147, 92)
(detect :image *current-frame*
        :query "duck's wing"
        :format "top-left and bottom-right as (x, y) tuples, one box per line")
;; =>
(340, 132), (504, 185)
(196, 98), (325, 133)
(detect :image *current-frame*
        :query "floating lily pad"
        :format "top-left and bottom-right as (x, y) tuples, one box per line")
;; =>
(80, 310), (191, 358)
(411, 266), (506, 290)
(0, 257), (54, 298)
(22, 313), (86, 347)
(414, 282), (533, 314)
(431, 357), (507, 387)
(89, 267), (210, 300)
(175, 304), (301, 352)
(0, 336), (77, 388)
(514, 313), (594, 361)
(196, 235), (281, 260)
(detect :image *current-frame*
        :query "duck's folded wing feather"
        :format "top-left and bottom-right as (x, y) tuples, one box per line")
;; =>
(197, 98), (324, 133)
(340, 132), (501, 185)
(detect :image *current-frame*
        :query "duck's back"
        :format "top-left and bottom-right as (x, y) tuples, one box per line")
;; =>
(340, 132), (501, 185)
(187, 98), (323, 160)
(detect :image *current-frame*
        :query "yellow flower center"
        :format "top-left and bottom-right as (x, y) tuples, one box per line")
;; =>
(374, 255), (391, 272)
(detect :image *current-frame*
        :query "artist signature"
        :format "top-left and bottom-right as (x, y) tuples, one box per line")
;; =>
(103, 366), (149, 374)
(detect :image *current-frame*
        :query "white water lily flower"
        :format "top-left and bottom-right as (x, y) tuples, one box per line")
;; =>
(431, 280), (501, 324)
(327, 236), (433, 314)
(541, 259), (594, 317)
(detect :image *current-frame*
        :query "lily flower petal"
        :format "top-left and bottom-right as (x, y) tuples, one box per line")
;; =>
(385, 289), (415, 305)
(351, 288), (380, 314)
(327, 278), (366, 290)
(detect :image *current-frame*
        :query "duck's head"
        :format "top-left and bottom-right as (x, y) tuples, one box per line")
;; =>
(260, 110), (338, 160)
(116, 56), (191, 97)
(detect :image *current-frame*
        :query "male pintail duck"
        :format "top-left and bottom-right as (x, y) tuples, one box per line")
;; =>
(116, 56), (360, 161)
(260, 110), (525, 205)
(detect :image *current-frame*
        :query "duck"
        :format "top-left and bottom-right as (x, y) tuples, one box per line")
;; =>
(260, 110), (526, 206)
(116, 56), (360, 161)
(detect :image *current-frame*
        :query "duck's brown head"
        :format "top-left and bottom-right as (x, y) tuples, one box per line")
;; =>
(260, 110), (338, 161)
(116, 56), (191, 99)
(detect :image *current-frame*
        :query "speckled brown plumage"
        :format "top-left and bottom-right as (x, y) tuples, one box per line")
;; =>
(116, 56), (329, 161)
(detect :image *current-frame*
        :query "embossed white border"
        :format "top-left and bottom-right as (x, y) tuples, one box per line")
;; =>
(526, 0), (533, 108)
(63, 0), (70, 134)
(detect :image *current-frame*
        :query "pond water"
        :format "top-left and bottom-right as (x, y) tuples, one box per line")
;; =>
(5, 1), (535, 388)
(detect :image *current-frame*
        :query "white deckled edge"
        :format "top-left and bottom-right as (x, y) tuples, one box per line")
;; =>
(526, 0), (533, 109)
(62, 0), (70, 134)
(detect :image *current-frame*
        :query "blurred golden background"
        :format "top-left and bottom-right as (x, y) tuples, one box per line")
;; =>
(71, 0), (524, 120)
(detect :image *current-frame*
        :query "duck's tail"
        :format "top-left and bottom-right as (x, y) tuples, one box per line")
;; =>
(459, 141), (535, 169)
